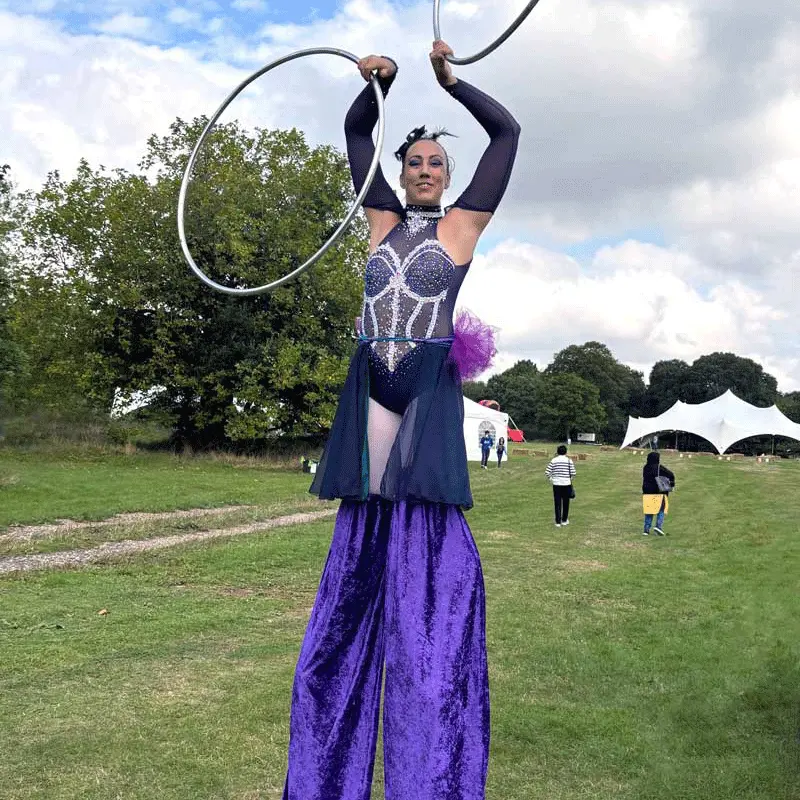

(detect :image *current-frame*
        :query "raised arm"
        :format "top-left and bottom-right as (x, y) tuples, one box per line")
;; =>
(344, 55), (403, 244)
(430, 40), (521, 260)
(445, 78), (521, 214)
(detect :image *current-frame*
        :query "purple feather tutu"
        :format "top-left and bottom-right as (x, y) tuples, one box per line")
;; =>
(448, 308), (497, 381)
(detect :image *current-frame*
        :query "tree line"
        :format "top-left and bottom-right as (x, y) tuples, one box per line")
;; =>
(464, 345), (800, 450)
(2, 122), (798, 450)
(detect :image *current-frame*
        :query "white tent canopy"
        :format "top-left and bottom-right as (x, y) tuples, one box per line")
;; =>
(621, 390), (800, 454)
(463, 397), (509, 462)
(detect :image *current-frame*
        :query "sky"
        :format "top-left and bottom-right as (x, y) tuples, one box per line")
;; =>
(2, 0), (799, 390)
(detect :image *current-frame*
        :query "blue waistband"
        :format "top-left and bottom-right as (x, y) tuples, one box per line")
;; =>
(359, 335), (455, 345)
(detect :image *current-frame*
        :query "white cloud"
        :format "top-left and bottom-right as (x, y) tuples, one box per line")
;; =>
(2, 0), (800, 390)
(232, 0), (268, 10)
(1, 12), (250, 189)
(167, 8), (203, 27)
(457, 239), (796, 388)
(93, 12), (155, 38)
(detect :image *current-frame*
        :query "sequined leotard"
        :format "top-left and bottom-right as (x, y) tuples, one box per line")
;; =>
(362, 205), (468, 414)
(310, 72), (520, 508)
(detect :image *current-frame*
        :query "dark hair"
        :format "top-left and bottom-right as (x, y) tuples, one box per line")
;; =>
(646, 451), (660, 466)
(394, 126), (456, 174)
(557, 445), (567, 455)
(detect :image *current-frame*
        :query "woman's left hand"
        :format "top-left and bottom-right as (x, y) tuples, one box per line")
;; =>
(430, 40), (457, 87)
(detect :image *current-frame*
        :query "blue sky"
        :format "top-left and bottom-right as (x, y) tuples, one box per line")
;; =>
(2, 0), (344, 44)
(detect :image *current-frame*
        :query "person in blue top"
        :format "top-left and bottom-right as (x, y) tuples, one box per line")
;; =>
(479, 431), (494, 469)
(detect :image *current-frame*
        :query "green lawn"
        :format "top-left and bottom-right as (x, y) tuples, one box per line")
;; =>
(1, 445), (799, 799)
(0, 449), (316, 529)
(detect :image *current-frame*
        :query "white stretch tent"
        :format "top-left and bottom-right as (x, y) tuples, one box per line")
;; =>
(621, 390), (800, 454)
(464, 397), (509, 462)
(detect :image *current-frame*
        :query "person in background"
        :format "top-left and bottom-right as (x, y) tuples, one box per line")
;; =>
(479, 431), (494, 469)
(496, 436), (506, 468)
(642, 451), (675, 535)
(545, 445), (576, 527)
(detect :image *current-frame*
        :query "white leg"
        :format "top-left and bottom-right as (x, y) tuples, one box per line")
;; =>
(367, 398), (402, 496)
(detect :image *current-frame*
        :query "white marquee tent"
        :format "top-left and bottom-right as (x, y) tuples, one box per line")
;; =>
(464, 397), (509, 462)
(620, 390), (800, 454)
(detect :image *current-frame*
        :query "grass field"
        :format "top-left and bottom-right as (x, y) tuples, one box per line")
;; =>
(1, 444), (799, 799)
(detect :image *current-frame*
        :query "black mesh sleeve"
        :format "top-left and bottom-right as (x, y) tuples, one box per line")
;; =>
(344, 63), (404, 214)
(444, 79), (521, 213)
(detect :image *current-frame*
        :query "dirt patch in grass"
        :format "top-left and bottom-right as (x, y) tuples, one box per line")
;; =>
(560, 559), (609, 573)
(218, 587), (264, 599)
(1, 505), (256, 542)
(0, 509), (337, 575)
(484, 530), (516, 540)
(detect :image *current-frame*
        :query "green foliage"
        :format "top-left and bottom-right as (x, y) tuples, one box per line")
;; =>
(545, 342), (645, 441)
(0, 167), (25, 416)
(645, 358), (690, 415)
(777, 391), (800, 423)
(534, 372), (606, 439)
(462, 380), (488, 403)
(486, 359), (539, 433)
(681, 352), (778, 407)
(9, 119), (366, 446)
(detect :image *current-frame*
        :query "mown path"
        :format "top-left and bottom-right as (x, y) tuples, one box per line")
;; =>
(0, 507), (336, 574)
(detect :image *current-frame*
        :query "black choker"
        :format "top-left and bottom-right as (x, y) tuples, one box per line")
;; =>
(404, 203), (443, 218)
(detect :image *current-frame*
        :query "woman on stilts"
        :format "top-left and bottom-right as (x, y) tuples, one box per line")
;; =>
(282, 39), (521, 799)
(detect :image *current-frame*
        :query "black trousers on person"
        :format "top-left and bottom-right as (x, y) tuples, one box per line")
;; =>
(552, 485), (572, 524)
(481, 449), (491, 467)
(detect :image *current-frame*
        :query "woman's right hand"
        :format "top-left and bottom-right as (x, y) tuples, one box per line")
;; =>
(357, 55), (397, 83)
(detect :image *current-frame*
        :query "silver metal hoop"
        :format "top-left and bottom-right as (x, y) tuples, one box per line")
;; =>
(177, 47), (386, 296)
(433, 0), (543, 65)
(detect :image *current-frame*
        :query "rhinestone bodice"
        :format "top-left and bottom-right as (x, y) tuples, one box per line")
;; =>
(362, 208), (469, 373)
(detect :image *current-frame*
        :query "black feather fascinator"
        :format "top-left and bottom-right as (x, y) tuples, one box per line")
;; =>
(394, 126), (457, 166)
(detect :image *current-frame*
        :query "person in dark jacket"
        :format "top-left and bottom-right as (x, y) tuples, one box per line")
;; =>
(496, 436), (505, 468)
(642, 451), (675, 535)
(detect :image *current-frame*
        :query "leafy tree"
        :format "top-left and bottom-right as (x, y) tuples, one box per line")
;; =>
(486, 360), (539, 433)
(0, 167), (25, 417)
(545, 342), (644, 441)
(681, 353), (778, 407)
(461, 380), (488, 403)
(12, 119), (367, 445)
(645, 359), (690, 415)
(777, 392), (800, 423)
(534, 373), (606, 440)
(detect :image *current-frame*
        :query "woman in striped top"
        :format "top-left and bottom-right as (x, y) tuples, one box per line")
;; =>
(545, 445), (576, 527)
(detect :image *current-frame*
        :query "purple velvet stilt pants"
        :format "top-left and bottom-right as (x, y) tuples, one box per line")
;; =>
(282, 496), (489, 799)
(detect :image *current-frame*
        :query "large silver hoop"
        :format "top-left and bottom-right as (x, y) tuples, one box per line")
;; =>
(177, 47), (386, 297)
(433, 0), (543, 66)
